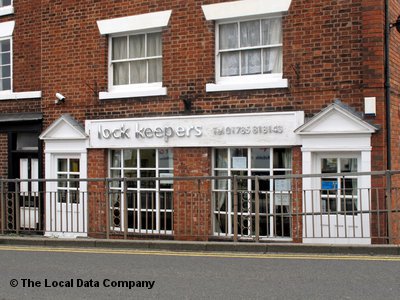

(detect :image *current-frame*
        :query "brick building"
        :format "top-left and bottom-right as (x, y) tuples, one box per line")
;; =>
(1, 0), (400, 244)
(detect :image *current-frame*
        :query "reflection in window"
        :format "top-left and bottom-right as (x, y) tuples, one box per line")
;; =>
(109, 149), (173, 233)
(320, 157), (358, 214)
(57, 158), (80, 204)
(213, 147), (292, 238)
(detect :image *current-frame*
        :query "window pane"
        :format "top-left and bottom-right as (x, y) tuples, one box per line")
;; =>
(1, 78), (10, 91)
(262, 18), (282, 45)
(129, 34), (145, 58)
(215, 149), (228, 168)
(240, 20), (260, 47)
(147, 32), (162, 57)
(231, 148), (247, 169)
(273, 148), (291, 169)
(221, 52), (239, 76)
(263, 47), (282, 74)
(159, 149), (173, 169)
(16, 133), (38, 150)
(0, 39), (10, 52)
(219, 23), (238, 50)
(321, 158), (337, 173)
(113, 62), (129, 85)
(70, 159), (80, 173)
(123, 149), (137, 168)
(2, 0), (11, 6)
(241, 49), (261, 75)
(1, 65), (10, 77)
(341, 158), (357, 173)
(130, 61), (146, 84)
(148, 58), (162, 83)
(1, 53), (10, 65)
(251, 148), (270, 169)
(58, 159), (68, 172)
(112, 37), (127, 60)
(140, 149), (156, 168)
(110, 150), (121, 168)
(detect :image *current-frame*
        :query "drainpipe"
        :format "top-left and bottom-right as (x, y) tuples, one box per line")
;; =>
(384, 0), (392, 171)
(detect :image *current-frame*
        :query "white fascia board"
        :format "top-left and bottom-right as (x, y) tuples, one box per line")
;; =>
(202, 0), (292, 21)
(0, 21), (15, 38)
(97, 10), (172, 35)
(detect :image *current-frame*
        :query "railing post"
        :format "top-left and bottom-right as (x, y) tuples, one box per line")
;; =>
(105, 179), (110, 239)
(386, 170), (392, 244)
(233, 176), (238, 242)
(1, 181), (4, 235)
(15, 181), (20, 235)
(123, 178), (128, 240)
(255, 176), (260, 242)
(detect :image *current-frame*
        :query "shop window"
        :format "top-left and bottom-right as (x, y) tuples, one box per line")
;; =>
(213, 147), (292, 238)
(109, 148), (173, 233)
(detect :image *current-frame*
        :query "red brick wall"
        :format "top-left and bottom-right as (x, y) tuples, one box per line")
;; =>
(173, 148), (211, 241)
(39, 0), (385, 146)
(87, 149), (108, 237)
(291, 146), (302, 243)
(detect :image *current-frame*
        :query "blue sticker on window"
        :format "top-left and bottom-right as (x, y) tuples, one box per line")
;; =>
(322, 181), (338, 190)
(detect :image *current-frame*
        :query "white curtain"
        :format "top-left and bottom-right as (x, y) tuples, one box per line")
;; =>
(262, 18), (282, 74)
(129, 34), (145, 58)
(220, 18), (282, 76)
(112, 37), (128, 85)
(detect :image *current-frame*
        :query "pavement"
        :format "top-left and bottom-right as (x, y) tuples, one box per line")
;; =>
(0, 235), (399, 256)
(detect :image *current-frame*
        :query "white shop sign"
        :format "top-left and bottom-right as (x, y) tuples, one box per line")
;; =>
(85, 112), (304, 148)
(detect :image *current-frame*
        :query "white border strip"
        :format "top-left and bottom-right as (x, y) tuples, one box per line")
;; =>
(97, 10), (172, 35)
(0, 91), (42, 100)
(202, 0), (292, 21)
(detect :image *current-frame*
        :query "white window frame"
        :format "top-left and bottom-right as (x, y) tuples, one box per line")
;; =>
(0, 0), (14, 16)
(109, 148), (174, 235)
(202, 0), (291, 92)
(212, 147), (292, 239)
(0, 36), (12, 93)
(107, 30), (163, 93)
(97, 10), (171, 100)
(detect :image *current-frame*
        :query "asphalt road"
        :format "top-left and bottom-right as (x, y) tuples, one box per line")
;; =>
(0, 246), (399, 300)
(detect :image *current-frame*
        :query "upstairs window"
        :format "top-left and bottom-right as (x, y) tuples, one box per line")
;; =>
(0, 38), (11, 92)
(218, 17), (282, 78)
(97, 10), (171, 99)
(0, 0), (11, 7)
(0, 0), (13, 16)
(202, 0), (291, 92)
(111, 32), (162, 86)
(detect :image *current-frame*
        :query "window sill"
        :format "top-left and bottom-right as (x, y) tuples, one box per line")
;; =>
(0, 6), (14, 16)
(99, 87), (167, 100)
(206, 79), (288, 92)
(0, 91), (42, 100)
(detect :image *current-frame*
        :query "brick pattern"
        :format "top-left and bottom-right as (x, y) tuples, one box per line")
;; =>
(87, 149), (108, 238)
(1, 0), (396, 243)
(173, 148), (211, 241)
(291, 146), (303, 243)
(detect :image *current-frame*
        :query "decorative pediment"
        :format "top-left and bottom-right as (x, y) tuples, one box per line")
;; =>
(295, 101), (377, 135)
(39, 114), (88, 140)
